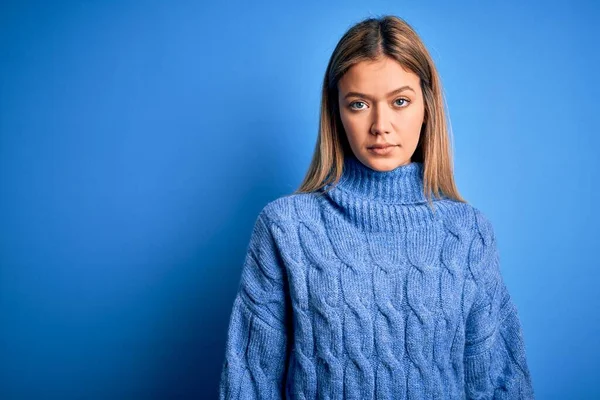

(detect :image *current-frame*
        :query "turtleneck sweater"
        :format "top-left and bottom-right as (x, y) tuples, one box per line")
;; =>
(218, 155), (535, 399)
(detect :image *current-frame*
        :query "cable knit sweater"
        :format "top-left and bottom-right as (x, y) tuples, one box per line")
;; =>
(218, 155), (535, 399)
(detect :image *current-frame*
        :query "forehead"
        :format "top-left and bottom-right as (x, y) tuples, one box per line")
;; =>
(338, 56), (420, 92)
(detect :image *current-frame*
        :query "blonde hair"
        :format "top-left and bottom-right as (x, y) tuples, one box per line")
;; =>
(294, 15), (466, 207)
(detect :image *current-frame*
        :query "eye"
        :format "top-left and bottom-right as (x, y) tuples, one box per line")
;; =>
(348, 98), (410, 111)
(394, 98), (410, 107)
(349, 101), (366, 110)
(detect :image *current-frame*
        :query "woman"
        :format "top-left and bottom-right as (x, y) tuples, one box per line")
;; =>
(219, 15), (535, 399)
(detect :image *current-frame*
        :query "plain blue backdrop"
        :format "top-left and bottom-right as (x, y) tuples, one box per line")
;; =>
(1, 0), (598, 398)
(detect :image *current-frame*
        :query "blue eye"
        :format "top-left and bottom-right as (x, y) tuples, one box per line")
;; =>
(348, 98), (410, 111)
(349, 101), (366, 110)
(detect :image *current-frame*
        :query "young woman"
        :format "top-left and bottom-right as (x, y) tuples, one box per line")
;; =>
(219, 15), (535, 400)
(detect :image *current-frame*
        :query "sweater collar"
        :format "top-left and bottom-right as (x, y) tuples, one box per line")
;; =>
(328, 154), (428, 205)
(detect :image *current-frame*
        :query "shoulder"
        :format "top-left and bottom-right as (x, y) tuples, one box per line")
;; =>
(257, 191), (324, 226)
(435, 201), (500, 282)
(250, 193), (324, 265)
(435, 199), (496, 242)
(463, 203), (496, 245)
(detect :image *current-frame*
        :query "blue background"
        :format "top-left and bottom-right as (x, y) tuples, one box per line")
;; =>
(1, 1), (598, 398)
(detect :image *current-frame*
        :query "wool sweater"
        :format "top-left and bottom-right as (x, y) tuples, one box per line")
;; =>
(218, 155), (535, 399)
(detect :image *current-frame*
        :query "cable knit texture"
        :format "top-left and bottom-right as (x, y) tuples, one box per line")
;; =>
(219, 155), (535, 399)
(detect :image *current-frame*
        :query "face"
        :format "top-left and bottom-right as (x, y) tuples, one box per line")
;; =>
(337, 56), (426, 171)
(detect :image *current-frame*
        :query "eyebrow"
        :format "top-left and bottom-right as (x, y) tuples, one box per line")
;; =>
(343, 85), (415, 100)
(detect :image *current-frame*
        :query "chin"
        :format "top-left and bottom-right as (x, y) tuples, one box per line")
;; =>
(363, 156), (397, 172)
(362, 157), (405, 172)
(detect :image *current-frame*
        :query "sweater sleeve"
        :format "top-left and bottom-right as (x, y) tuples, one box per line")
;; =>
(464, 209), (535, 400)
(218, 209), (291, 400)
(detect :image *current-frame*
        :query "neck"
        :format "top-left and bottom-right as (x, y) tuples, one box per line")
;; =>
(333, 155), (427, 204)
(321, 155), (440, 232)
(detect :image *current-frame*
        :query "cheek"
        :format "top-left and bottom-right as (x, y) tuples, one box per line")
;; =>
(396, 109), (425, 137)
(340, 106), (424, 136)
(340, 109), (356, 126)
(339, 111), (364, 137)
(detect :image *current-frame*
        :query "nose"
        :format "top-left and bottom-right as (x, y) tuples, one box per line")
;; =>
(370, 103), (392, 135)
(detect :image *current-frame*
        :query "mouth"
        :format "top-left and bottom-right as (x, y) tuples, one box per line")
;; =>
(368, 144), (397, 149)
(368, 145), (398, 155)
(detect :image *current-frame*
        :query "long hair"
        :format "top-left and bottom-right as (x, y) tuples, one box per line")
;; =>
(294, 15), (466, 207)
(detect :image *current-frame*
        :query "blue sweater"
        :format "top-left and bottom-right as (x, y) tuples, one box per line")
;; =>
(219, 155), (535, 399)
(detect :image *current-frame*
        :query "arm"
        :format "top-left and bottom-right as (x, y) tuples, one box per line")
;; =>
(464, 209), (535, 399)
(218, 209), (291, 400)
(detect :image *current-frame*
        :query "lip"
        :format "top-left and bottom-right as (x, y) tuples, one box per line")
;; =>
(368, 143), (396, 149)
(368, 145), (397, 155)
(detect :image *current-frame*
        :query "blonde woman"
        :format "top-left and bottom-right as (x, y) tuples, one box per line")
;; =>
(219, 15), (535, 399)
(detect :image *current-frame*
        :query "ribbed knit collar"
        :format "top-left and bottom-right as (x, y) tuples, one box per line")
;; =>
(329, 155), (427, 205)
(319, 155), (452, 231)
